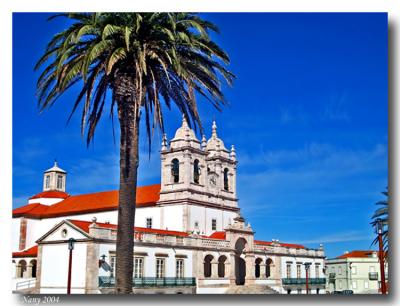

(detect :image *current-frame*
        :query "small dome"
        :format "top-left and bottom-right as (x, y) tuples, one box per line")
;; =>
(206, 121), (228, 152)
(44, 161), (66, 174)
(171, 116), (199, 142)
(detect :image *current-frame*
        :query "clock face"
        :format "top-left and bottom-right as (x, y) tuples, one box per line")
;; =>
(209, 174), (217, 187)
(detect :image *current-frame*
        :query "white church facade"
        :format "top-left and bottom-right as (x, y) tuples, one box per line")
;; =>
(12, 118), (326, 294)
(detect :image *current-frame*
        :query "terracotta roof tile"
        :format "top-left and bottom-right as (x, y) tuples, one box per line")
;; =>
(208, 231), (226, 240)
(30, 190), (69, 200)
(255, 240), (305, 249)
(336, 250), (378, 259)
(13, 184), (160, 219)
(12, 245), (38, 258)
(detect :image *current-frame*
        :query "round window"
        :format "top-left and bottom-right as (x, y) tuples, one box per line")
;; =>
(61, 228), (68, 238)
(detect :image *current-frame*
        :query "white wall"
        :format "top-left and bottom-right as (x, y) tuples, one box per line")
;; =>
(40, 243), (87, 294)
(162, 205), (183, 231)
(188, 205), (237, 235)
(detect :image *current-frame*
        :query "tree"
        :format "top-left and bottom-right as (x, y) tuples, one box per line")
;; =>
(35, 13), (234, 293)
(371, 189), (388, 255)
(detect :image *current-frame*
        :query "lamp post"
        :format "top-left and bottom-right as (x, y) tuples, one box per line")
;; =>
(67, 238), (76, 294)
(304, 262), (311, 294)
(376, 218), (387, 294)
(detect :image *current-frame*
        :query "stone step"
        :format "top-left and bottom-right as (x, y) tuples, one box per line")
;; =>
(225, 284), (279, 294)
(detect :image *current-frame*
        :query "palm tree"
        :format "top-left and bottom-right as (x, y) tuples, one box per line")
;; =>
(35, 13), (234, 293)
(371, 189), (388, 255)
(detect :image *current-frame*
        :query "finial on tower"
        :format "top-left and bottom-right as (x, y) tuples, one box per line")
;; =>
(230, 145), (236, 160)
(182, 114), (189, 128)
(212, 121), (217, 138)
(201, 134), (207, 149)
(54, 159), (58, 167)
(161, 133), (168, 151)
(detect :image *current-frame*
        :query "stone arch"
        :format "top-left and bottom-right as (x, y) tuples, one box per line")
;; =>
(18, 260), (27, 278)
(255, 257), (263, 278)
(30, 259), (37, 278)
(218, 255), (227, 278)
(203, 254), (214, 278)
(266, 258), (273, 278)
(234, 238), (248, 285)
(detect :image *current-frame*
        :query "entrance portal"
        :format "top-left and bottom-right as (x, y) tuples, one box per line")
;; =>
(234, 238), (248, 285)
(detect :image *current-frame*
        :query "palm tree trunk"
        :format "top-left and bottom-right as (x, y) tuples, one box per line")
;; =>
(115, 88), (140, 294)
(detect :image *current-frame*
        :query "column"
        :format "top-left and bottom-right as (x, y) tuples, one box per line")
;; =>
(27, 264), (33, 278)
(15, 265), (21, 278)
(225, 260), (231, 279)
(245, 254), (255, 284)
(229, 252), (236, 285)
(259, 263), (266, 279)
(85, 242), (100, 294)
(211, 260), (218, 279)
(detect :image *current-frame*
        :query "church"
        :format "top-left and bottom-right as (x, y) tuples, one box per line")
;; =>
(12, 118), (326, 294)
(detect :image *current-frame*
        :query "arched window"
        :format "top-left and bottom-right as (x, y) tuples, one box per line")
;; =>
(266, 258), (273, 278)
(255, 258), (262, 278)
(171, 159), (179, 183)
(204, 255), (213, 278)
(218, 256), (227, 278)
(223, 168), (229, 191)
(193, 159), (200, 184)
(30, 259), (37, 278)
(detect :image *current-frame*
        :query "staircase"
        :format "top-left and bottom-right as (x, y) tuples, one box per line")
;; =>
(226, 284), (279, 294)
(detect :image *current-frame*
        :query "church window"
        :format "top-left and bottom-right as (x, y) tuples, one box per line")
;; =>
(266, 258), (273, 278)
(146, 218), (152, 229)
(211, 219), (217, 231)
(218, 256), (227, 277)
(57, 175), (63, 189)
(176, 259), (184, 278)
(156, 258), (165, 278)
(45, 175), (50, 189)
(255, 258), (262, 278)
(223, 168), (229, 191)
(204, 255), (213, 278)
(110, 256), (116, 278)
(315, 264), (320, 278)
(171, 159), (179, 183)
(134, 257), (144, 278)
(194, 221), (199, 228)
(296, 264), (301, 278)
(193, 159), (200, 184)
(286, 263), (292, 278)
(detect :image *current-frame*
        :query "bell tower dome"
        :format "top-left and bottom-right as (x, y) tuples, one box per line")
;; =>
(43, 161), (67, 192)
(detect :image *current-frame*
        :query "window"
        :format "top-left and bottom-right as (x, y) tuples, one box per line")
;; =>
(156, 258), (165, 278)
(338, 266), (342, 275)
(171, 159), (179, 183)
(134, 257), (143, 278)
(296, 264), (301, 278)
(110, 256), (116, 277)
(193, 160), (200, 184)
(286, 264), (292, 278)
(352, 280), (357, 289)
(45, 175), (50, 189)
(194, 221), (199, 228)
(315, 264), (320, 278)
(212, 219), (217, 231)
(364, 281), (369, 289)
(223, 168), (229, 191)
(176, 259), (184, 278)
(57, 175), (63, 189)
(146, 218), (152, 229)
(339, 280), (342, 289)
(352, 266), (357, 275)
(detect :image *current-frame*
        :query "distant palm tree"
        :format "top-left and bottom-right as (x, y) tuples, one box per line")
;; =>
(371, 189), (388, 255)
(35, 13), (234, 293)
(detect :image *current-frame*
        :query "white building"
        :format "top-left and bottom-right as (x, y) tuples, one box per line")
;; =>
(326, 250), (388, 294)
(12, 118), (326, 294)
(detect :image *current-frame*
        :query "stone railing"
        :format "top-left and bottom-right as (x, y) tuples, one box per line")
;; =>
(90, 226), (230, 250)
(254, 244), (324, 257)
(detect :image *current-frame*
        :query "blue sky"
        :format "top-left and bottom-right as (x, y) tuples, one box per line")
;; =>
(12, 13), (387, 258)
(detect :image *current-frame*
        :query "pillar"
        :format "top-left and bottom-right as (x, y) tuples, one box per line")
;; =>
(211, 260), (218, 279)
(27, 264), (33, 278)
(245, 254), (255, 284)
(229, 252), (236, 285)
(85, 242), (100, 294)
(259, 263), (266, 279)
(225, 260), (231, 279)
(15, 265), (21, 278)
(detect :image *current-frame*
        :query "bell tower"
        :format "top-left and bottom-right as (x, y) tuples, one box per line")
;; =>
(43, 161), (67, 192)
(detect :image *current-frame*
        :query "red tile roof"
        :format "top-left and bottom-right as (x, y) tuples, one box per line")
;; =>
(12, 245), (38, 258)
(13, 184), (160, 219)
(336, 250), (378, 259)
(68, 219), (189, 237)
(30, 190), (69, 200)
(255, 240), (305, 249)
(208, 231), (226, 240)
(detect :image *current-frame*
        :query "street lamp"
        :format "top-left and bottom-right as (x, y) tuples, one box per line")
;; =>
(375, 218), (387, 294)
(67, 238), (76, 294)
(304, 262), (311, 294)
